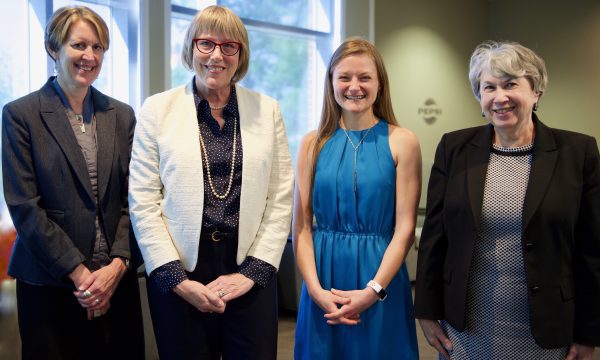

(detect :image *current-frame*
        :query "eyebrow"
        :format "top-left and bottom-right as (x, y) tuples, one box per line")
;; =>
(336, 71), (373, 76)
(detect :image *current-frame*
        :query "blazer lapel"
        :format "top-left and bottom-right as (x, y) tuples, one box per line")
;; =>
(39, 81), (94, 202)
(523, 117), (558, 230)
(466, 125), (493, 228)
(93, 88), (116, 201)
(237, 85), (256, 202)
(236, 85), (262, 239)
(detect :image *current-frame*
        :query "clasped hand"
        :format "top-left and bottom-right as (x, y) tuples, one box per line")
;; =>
(174, 273), (255, 314)
(310, 287), (378, 326)
(71, 259), (127, 320)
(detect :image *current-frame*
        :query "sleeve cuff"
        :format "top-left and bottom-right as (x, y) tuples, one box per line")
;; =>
(149, 260), (188, 295)
(239, 256), (276, 288)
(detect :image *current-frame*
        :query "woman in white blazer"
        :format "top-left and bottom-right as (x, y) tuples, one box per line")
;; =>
(128, 6), (293, 360)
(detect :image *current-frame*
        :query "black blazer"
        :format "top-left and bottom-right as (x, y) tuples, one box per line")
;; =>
(2, 77), (137, 288)
(414, 115), (600, 348)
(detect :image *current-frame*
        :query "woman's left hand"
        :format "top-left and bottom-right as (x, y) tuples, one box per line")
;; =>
(73, 258), (127, 310)
(323, 288), (378, 325)
(565, 343), (595, 360)
(206, 273), (255, 303)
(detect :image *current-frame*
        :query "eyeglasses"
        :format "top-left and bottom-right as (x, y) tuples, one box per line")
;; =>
(193, 38), (241, 56)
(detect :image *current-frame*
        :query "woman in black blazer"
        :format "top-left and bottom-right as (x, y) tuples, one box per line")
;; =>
(1, 6), (143, 360)
(414, 40), (599, 359)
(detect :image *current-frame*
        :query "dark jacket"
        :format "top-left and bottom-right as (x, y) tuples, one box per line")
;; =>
(414, 116), (600, 348)
(2, 77), (138, 288)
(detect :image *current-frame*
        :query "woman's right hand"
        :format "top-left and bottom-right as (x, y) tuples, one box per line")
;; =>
(419, 319), (453, 359)
(308, 287), (358, 325)
(173, 279), (226, 313)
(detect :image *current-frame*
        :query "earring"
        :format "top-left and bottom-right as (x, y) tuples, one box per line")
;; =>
(481, 111), (485, 117)
(533, 103), (538, 112)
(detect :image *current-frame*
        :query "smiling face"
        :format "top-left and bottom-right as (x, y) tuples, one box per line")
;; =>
(50, 20), (103, 92)
(332, 54), (380, 116)
(479, 71), (540, 132)
(193, 33), (240, 96)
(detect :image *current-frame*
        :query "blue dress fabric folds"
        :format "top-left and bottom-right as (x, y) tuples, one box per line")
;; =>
(294, 121), (419, 359)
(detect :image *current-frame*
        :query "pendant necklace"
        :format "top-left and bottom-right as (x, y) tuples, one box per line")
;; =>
(341, 119), (374, 193)
(75, 114), (85, 133)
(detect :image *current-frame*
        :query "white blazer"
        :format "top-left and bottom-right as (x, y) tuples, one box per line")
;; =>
(129, 81), (294, 274)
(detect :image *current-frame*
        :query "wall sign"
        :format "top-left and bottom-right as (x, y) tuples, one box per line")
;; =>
(418, 98), (442, 124)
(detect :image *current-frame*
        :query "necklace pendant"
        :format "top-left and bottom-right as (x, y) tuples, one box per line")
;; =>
(353, 151), (358, 193)
(342, 124), (374, 196)
(76, 115), (85, 133)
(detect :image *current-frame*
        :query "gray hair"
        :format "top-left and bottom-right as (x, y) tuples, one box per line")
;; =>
(468, 40), (548, 100)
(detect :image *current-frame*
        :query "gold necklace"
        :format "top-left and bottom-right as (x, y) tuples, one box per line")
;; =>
(197, 117), (237, 199)
(341, 120), (374, 193)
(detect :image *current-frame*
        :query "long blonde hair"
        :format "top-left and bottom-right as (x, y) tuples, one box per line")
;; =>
(309, 37), (397, 196)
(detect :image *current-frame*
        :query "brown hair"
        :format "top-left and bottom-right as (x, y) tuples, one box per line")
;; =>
(181, 5), (249, 83)
(309, 37), (397, 196)
(45, 5), (109, 60)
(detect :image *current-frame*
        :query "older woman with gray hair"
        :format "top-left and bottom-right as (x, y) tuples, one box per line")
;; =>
(414, 40), (599, 359)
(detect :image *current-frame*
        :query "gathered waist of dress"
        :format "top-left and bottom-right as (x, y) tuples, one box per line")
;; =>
(314, 227), (393, 238)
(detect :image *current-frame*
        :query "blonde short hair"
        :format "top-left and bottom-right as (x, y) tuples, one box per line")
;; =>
(181, 5), (249, 83)
(469, 40), (548, 100)
(45, 5), (109, 61)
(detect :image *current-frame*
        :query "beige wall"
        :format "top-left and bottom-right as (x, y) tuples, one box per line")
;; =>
(487, 0), (600, 140)
(372, 0), (600, 206)
(375, 0), (487, 207)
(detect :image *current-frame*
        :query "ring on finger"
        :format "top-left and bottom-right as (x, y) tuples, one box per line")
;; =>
(218, 289), (226, 298)
(94, 298), (100, 305)
(83, 290), (92, 298)
(93, 309), (102, 318)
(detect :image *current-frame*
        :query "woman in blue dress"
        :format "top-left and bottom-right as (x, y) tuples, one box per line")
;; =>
(293, 37), (421, 359)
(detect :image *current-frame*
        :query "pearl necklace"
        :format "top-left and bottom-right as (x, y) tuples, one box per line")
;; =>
(209, 103), (226, 110)
(341, 120), (375, 193)
(197, 117), (237, 199)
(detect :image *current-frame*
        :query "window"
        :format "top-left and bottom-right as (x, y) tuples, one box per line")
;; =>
(171, 0), (340, 163)
(0, 0), (43, 108)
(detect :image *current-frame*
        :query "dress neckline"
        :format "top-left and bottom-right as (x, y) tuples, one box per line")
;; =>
(491, 142), (534, 156)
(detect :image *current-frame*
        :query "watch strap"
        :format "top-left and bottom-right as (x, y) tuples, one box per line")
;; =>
(367, 280), (387, 301)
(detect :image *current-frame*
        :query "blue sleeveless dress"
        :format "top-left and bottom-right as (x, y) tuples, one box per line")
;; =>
(294, 121), (419, 360)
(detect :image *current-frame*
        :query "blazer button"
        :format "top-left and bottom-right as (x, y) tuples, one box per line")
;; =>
(531, 285), (540, 294)
(524, 242), (534, 250)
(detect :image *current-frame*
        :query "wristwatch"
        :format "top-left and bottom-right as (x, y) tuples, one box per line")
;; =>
(114, 256), (131, 270)
(367, 280), (387, 301)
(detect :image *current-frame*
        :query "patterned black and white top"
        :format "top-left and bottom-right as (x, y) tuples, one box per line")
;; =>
(441, 143), (568, 359)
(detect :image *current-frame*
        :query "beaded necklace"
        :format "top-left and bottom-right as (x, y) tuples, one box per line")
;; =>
(197, 117), (237, 199)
